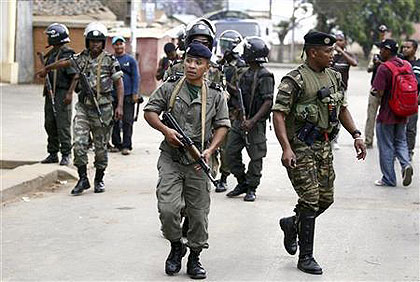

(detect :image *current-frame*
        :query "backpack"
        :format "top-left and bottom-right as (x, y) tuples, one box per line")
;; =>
(383, 60), (418, 117)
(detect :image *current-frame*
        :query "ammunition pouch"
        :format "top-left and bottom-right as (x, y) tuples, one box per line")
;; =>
(297, 122), (323, 146)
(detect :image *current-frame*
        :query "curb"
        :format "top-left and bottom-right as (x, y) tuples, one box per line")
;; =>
(1, 163), (78, 203)
(1, 160), (39, 169)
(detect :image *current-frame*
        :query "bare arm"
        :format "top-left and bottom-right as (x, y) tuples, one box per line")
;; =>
(202, 127), (228, 163)
(273, 111), (296, 168)
(64, 74), (78, 105)
(242, 99), (272, 131)
(144, 111), (183, 147)
(339, 107), (367, 160)
(114, 77), (124, 120)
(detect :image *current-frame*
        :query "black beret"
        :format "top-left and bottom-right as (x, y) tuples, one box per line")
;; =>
(185, 42), (212, 60)
(304, 31), (336, 46)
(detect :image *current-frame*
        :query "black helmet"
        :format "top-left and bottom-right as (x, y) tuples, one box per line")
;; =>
(45, 23), (70, 46)
(84, 22), (107, 48)
(218, 30), (243, 56)
(242, 36), (269, 63)
(185, 18), (215, 49)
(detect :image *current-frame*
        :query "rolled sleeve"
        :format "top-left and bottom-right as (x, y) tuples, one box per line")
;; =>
(213, 93), (231, 129)
(143, 84), (170, 114)
(272, 77), (298, 115)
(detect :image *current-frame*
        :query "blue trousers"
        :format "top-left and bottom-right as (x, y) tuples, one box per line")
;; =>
(376, 122), (411, 186)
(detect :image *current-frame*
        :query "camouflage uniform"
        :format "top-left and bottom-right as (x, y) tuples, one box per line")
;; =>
(44, 45), (76, 156)
(144, 77), (230, 250)
(225, 66), (274, 190)
(71, 49), (123, 169)
(272, 63), (346, 213)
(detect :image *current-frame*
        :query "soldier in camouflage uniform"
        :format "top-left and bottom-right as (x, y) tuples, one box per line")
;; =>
(40, 23), (77, 166)
(144, 43), (230, 279)
(37, 22), (124, 195)
(272, 31), (366, 275)
(225, 37), (274, 202)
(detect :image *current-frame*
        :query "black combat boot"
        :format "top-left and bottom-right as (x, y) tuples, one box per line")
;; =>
(279, 215), (297, 255)
(187, 249), (207, 279)
(243, 187), (256, 202)
(59, 154), (71, 166)
(297, 210), (322, 275)
(165, 240), (187, 275)
(71, 165), (90, 195)
(226, 175), (248, 197)
(41, 153), (58, 164)
(215, 174), (228, 193)
(94, 169), (105, 193)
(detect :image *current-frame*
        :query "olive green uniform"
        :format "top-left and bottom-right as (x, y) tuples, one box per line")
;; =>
(44, 45), (76, 156)
(144, 77), (230, 250)
(225, 66), (274, 189)
(71, 49), (123, 169)
(272, 63), (346, 213)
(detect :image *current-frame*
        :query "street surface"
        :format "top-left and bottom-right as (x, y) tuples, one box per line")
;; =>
(1, 68), (419, 281)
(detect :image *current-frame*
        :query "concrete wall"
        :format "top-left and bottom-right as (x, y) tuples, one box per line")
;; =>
(0, 0), (19, 84)
(16, 0), (34, 83)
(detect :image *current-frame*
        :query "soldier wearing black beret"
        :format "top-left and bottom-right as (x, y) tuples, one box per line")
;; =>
(272, 31), (366, 275)
(144, 41), (230, 279)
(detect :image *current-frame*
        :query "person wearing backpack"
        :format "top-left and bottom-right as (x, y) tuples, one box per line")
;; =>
(371, 39), (416, 187)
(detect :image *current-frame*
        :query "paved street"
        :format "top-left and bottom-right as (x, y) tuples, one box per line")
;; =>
(1, 68), (419, 281)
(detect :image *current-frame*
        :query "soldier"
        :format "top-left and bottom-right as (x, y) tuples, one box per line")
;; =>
(225, 37), (274, 202)
(144, 42), (230, 279)
(40, 23), (77, 166)
(214, 29), (244, 192)
(272, 31), (366, 274)
(156, 42), (178, 81)
(36, 22), (124, 195)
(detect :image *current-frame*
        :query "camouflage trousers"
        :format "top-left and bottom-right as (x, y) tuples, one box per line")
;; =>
(286, 138), (335, 213)
(44, 88), (72, 155)
(73, 102), (113, 170)
(156, 151), (210, 251)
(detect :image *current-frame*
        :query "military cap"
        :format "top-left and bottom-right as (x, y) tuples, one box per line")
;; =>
(185, 42), (212, 59)
(304, 31), (336, 46)
(376, 39), (398, 53)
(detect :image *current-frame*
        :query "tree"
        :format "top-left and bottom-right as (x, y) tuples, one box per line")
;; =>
(309, 0), (418, 58)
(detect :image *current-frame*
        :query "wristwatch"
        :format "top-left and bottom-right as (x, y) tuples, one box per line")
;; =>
(352, 129), (362, 139)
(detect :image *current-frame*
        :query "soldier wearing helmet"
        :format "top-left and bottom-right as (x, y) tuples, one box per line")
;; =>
(36, 22), (125, 196)
(225, 36), (274, 202)
(40, 23), (77, 166)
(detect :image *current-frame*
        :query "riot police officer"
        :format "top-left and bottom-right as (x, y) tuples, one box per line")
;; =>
(36, 22), (124, 195)
(272, 31), (366, 274)
(225, 37), (274, 201)
(40, 23), (77, 166)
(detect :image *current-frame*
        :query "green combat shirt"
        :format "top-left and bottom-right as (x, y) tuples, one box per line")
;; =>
(272, 63), (347, 140)
(71, 49), (123, 105)
(144, 77), (231, 165)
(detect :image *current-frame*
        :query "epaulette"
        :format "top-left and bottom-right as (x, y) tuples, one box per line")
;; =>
(209, 82), (223, 92)
(167, 75), (182, 83)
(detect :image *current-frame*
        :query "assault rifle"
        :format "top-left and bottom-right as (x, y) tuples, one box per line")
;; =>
(162, 112), (218, 187)
(235, 79), (250, 147)
(70, 56), (105, 127)
(37, 52), (57, 117)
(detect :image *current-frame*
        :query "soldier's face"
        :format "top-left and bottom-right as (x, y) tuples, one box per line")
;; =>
(313, 46), (334, 68)
(402, 42), (416, 58)
(89, 40), (103, 53)
(184, 55), (209, 81)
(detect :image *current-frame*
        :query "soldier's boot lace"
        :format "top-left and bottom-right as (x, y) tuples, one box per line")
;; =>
(215, 174), (228, 193)
(297, 210), (322, 275)
(71, 165), (90, 195)
(187, 249), (207, 279)
(165, 240), (187, 275)
(41, 153), (59, 164)
(59, 154), (71, 166)
(94, 169), (105, 193)
(279, 215), (297, 255)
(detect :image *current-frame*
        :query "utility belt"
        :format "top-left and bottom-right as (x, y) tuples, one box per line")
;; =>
(78, 90), (112, 106)
(296, 122), (339, 146)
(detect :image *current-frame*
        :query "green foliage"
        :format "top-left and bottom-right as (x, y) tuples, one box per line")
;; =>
(309, 0), (419, 57)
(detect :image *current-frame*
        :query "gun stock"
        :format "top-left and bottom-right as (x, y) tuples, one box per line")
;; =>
(235, 80), (250, 147)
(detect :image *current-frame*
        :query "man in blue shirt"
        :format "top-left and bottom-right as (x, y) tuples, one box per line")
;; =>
(111, 36), (140, 155)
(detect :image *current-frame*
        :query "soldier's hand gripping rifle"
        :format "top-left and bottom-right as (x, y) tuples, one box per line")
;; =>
(162, 112), (218, 187)
(70, 56), (105, 127)
(37, 52), (57, 117)
(235, 79), (250, 147)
